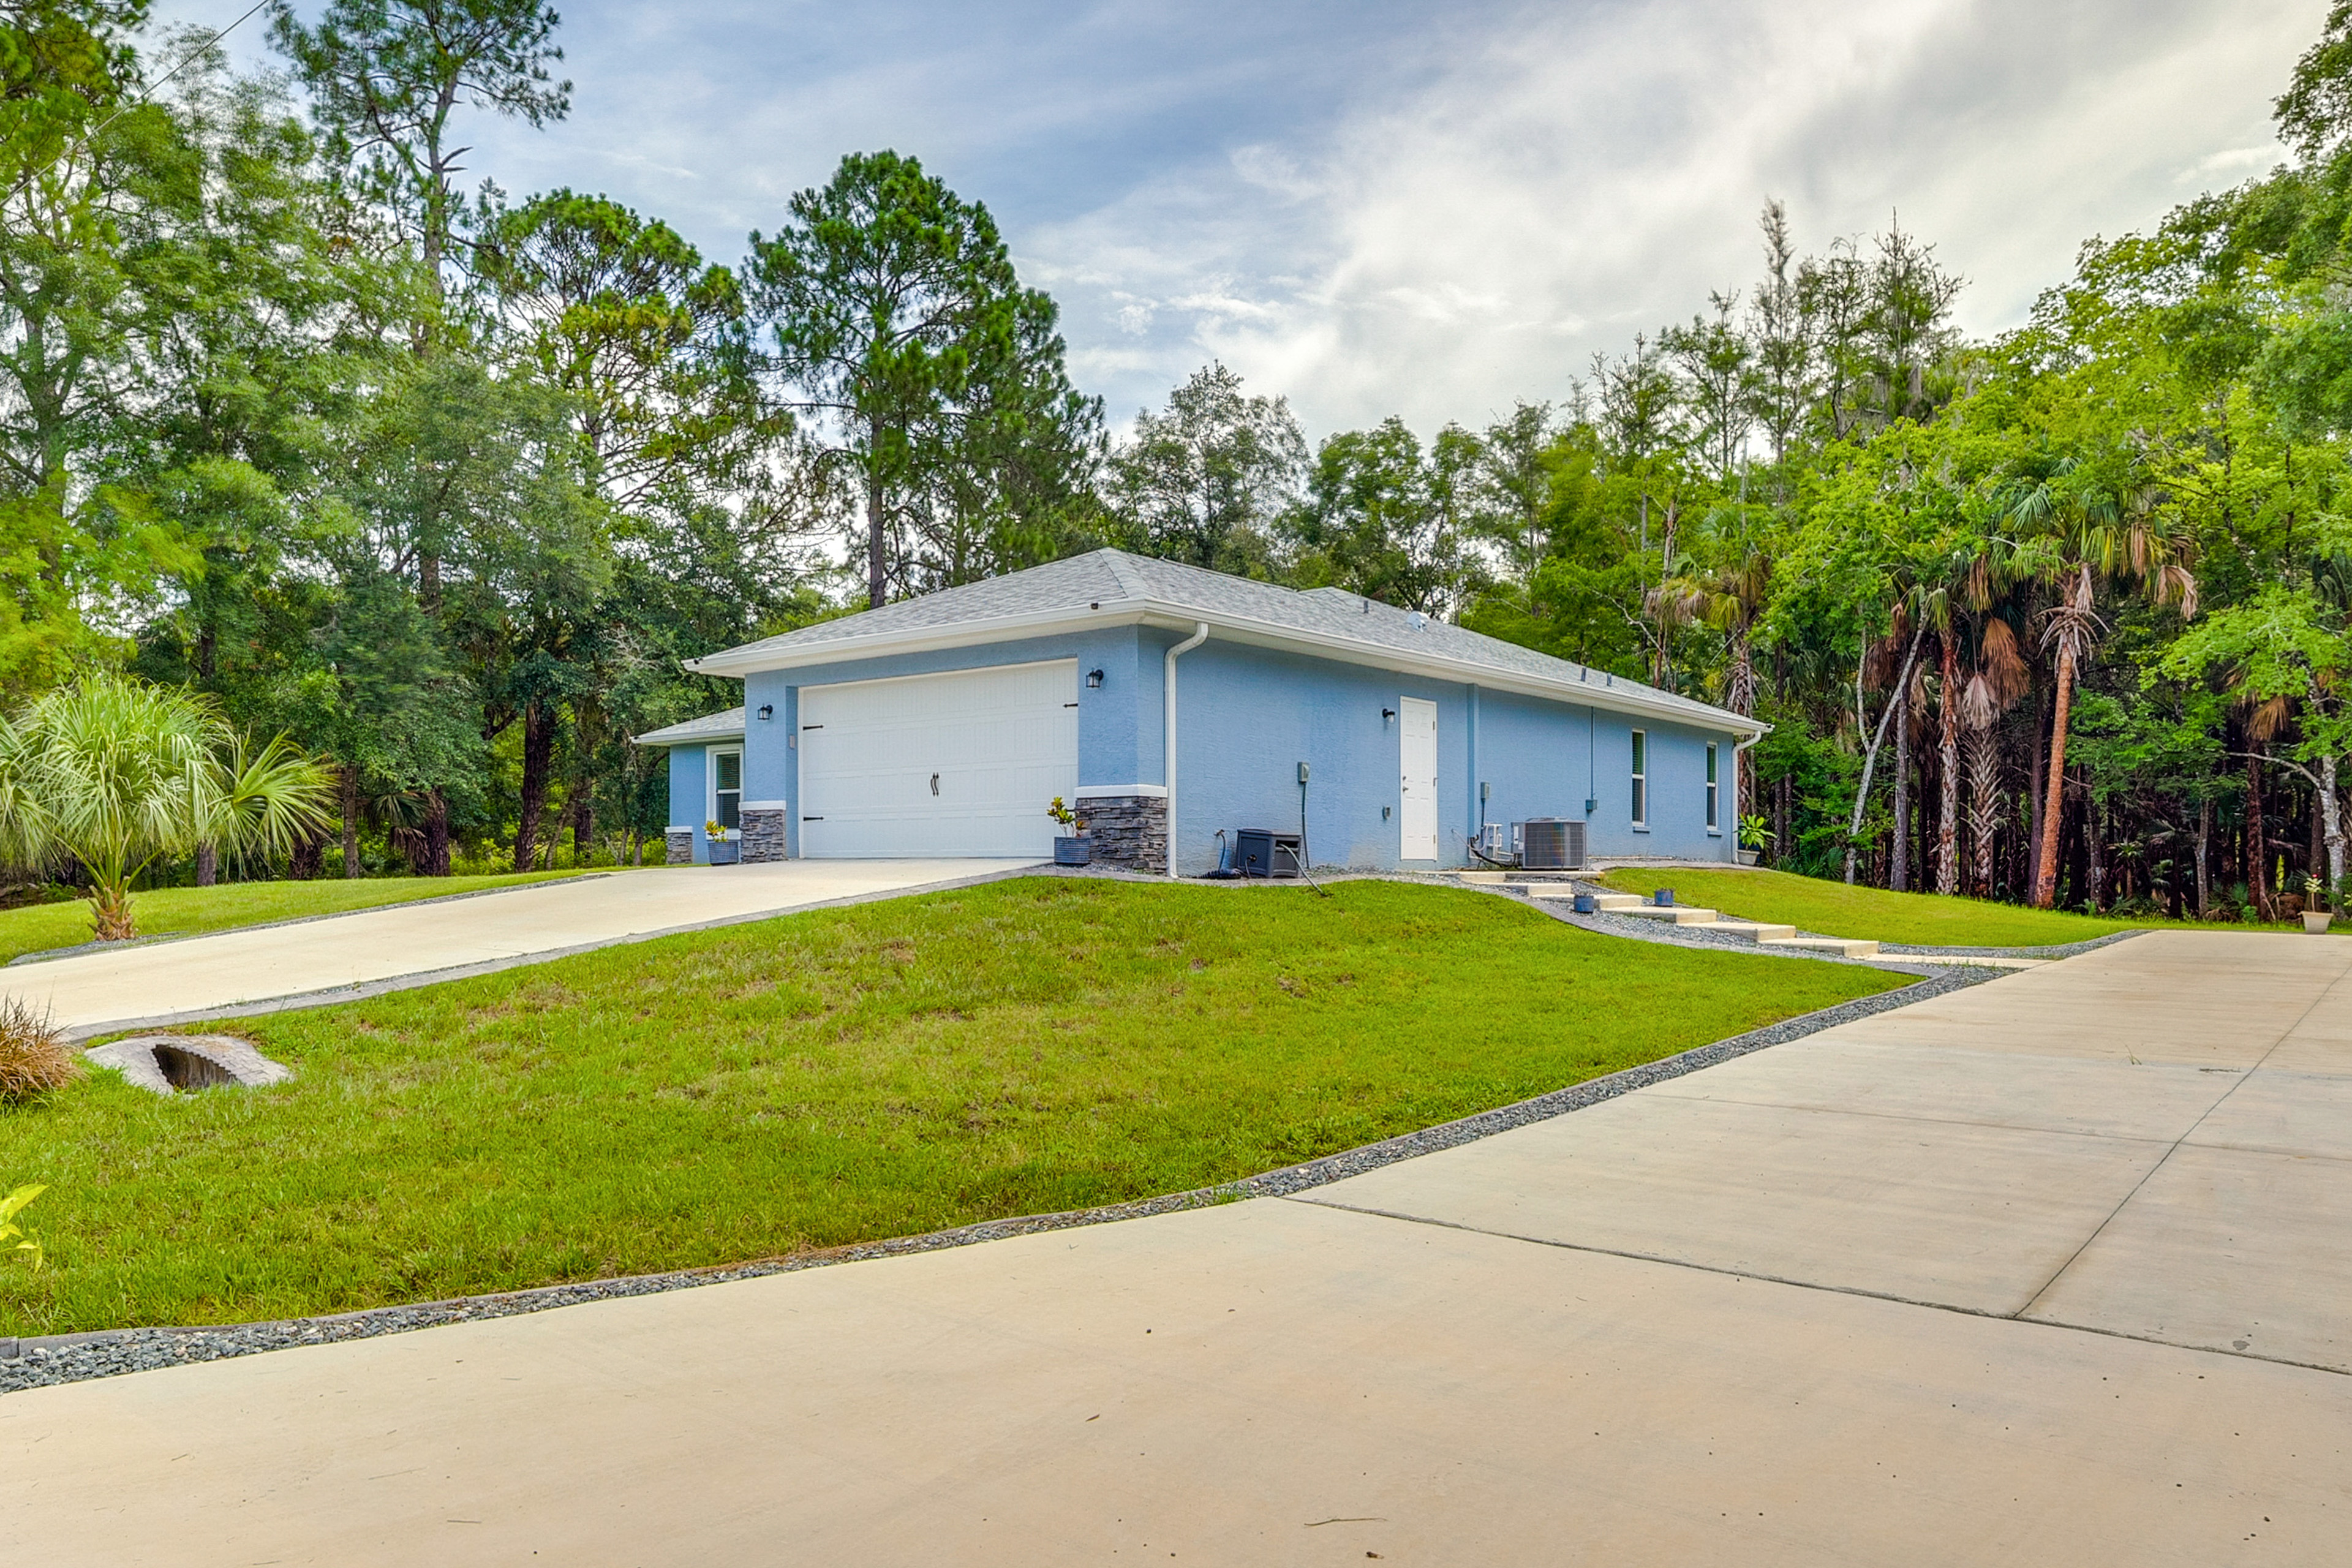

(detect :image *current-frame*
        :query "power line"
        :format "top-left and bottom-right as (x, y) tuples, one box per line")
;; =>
(50, 0), (274, 166)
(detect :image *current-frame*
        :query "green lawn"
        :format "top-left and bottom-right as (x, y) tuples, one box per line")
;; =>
(1597, 866), (2165, 947)
(0, 876), (1902, 1335)
(0, 870), (606, 966)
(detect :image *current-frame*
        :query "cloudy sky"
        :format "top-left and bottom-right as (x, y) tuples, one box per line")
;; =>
(174, 0), (2326, 438)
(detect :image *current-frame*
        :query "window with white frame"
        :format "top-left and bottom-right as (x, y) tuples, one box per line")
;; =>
(710, 747), (742, 831)
(1630, 729), (1648, 827)
(1706, 742), (1720, 831)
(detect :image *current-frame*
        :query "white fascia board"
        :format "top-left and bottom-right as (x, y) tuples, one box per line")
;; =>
(687, 598), (1765, 739)
(631, 727), (745, 747)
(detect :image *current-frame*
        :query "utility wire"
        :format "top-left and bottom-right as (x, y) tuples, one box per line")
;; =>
(42, 0), (273, 173)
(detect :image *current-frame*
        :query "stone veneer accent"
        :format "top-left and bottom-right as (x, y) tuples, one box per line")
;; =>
(740, 806), (789, 864)
(1077, 794), (1167, 873)
(665, 827), (694, 865)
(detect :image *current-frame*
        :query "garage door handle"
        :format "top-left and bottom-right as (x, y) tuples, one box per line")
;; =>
(930, 773), (940, 796)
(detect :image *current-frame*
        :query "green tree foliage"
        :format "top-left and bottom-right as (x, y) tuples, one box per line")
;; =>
(745, 151), (1101, 606)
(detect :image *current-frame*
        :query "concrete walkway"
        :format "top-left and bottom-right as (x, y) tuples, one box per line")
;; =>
(0, 860), (1033, 1036)
(8, 931), (2352, 1563)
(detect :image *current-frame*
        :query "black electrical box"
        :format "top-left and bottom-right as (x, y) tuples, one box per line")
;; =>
(1233, 828), (1302, 878)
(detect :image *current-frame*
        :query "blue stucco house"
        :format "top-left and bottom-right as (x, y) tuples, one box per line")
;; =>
(632, 549), (1763, 874)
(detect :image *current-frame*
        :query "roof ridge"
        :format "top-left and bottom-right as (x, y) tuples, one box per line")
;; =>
(1096, 549), (1150, 601)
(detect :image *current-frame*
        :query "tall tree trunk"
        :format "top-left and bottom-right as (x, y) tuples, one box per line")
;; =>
(1845, 628), (1925, 884)
(1774, 771), (1790, 871)
(2026, 694), (2045, 897)
(2245, 750), (2273, 921)
(569, 792), (594, 862)
(2032, 645), (2078, 909)
(1936, 636), (1960, 895)
(2084, 777), (2106, 913)
(2323, 755), (2346, 912)
(426, 790), (451, 876)
(1891, 689), (1912, 892)
(195, 844), (216, 888)
(1965, 726), (1999, 897)
(341, 765), (361, 880)
(2195, 795), (2211, 918)
(516, 700), (556, 873)
(867, 418), (888, 610)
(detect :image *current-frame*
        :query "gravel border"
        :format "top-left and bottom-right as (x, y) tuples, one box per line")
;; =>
(1, 954), (1994, 1395)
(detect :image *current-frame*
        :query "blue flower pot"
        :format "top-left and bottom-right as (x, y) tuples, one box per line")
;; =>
(708, 839), (740, 865)
(1054, 836), (1092, 866)
(1572, 893), (1597, 914)
(1653, 887), (1674, 907)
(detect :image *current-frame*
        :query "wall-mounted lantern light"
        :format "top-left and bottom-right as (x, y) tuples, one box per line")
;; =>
(1381, 707), (1396, 723)
(1085, 668), (1104, 688)
(756, 704), (774, 722)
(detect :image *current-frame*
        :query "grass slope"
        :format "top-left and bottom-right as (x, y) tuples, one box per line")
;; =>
(0, 876), (1901, 1335)
(1597, 867), (2162, 947)
(0, 870), (603, 965)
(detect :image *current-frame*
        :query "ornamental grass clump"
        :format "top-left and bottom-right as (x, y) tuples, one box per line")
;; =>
(0, 676), (337, 942)
(0, 997), (77, 1101)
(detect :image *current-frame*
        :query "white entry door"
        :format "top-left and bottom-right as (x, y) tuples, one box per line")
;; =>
(799, 660), (1078, 858)
(1398, 695), (1439, 862)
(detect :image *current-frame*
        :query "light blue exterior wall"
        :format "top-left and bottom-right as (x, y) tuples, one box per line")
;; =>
(684, 627), (1739, 874)
(666, 744), (709, 863)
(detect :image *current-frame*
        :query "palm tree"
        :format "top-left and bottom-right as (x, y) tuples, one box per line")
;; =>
(2002, 459), (2197, 909)
(0, 677), (337, 940)
(1649, 543), (1772, 818)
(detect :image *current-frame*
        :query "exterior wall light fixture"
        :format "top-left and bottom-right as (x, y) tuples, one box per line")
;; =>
(756, 704), (774, 722)
(1085, 668), (1104, 688)
(1381, 707), (1396, 723)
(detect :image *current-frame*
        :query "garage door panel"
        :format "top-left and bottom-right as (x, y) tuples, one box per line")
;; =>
(799, 661), (1078, 858)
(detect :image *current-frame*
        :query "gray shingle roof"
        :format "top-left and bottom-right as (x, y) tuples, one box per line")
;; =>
(685, 549), (1754, 733)
(633, 706), (745, 747)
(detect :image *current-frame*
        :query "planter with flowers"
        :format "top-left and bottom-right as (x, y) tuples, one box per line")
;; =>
(705, 819), (740, 866)
(1047, 796), (1091, 865)
(1737, 813), (1774, 867)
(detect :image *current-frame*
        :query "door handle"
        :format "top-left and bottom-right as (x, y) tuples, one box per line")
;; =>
(930, 773), (940, 796)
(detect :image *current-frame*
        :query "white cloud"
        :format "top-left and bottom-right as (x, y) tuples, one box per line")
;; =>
(1031, 0), (2331, 434)
(173, 0), (2334, 441)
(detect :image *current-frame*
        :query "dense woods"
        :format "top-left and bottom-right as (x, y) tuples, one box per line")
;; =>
(13, 0), (2352, 914)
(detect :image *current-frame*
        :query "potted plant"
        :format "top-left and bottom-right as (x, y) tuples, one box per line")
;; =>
(1047, 796), (1091, 865)
(1737, 813), (1773, 867)
(2305, 874), (2332, 933)
(705, 819), (740, 866)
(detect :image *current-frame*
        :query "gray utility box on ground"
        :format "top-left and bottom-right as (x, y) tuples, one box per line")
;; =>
(1519, 818), (1586, 870)
(1233, 829), (1302, 878)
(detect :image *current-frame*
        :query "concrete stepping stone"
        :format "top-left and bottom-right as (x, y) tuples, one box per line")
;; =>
(1760, 935), (1881, 958)
(1621, 905), (1721, 926)
(1713, 919), (1800, 943)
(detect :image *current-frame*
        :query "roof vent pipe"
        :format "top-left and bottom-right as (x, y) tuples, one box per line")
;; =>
(1164, 622), (1210, 879)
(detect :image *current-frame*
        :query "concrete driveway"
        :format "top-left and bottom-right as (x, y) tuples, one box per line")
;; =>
(6, 930), (2351, 1564)
(0, 859), (1034, 1036)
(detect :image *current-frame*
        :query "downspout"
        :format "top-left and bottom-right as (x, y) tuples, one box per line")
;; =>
(1164, 622), (1210, 879)
(1733, 730), (1763, 862)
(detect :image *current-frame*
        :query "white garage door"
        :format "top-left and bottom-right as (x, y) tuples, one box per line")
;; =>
(798, 660), (1079, 858)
